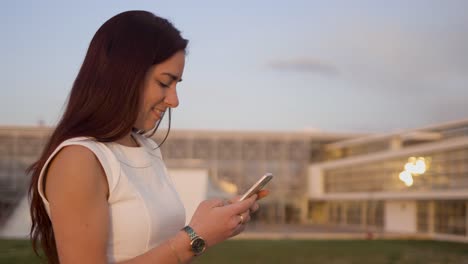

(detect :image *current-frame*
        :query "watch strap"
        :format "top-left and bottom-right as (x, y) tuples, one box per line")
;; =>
(182, 225), (198, 240)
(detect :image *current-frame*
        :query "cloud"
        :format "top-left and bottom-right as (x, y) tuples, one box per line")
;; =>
(267, 58), (340, 77)
(315, 18), (468, 97)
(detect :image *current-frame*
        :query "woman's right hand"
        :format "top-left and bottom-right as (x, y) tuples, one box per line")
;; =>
(188, 194), (258, 248)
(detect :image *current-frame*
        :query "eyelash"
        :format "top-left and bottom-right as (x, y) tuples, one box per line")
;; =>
(158, 81), (170, 88)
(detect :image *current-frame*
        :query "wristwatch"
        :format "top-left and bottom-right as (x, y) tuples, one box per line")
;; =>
(182, 225), (206, 256)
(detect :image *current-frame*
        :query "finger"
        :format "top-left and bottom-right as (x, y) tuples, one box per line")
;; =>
(224, 194), (257, 215)
(231, 213), (249, 236)
(256, 189), (270, 200)
(240, 212), (251, 224)
(228, 195), (241, 204)
(227, 213), (247, 229)
(204, 199), (224, 208)
(222, 198), (232, 206)
(249, 202), (260, 213)
(238, 214), (245, 225)
(236, 214), (245, 225)
(234, 189), (269, 203)
(228, 214), (240, 229)
(231, 222), (246, 237)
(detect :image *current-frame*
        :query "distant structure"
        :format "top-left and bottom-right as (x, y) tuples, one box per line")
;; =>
(0, 126), (353, 233)
(0, 126), (50, 228)
(2, 119), (467, 242)
(308, 119), (468, 242)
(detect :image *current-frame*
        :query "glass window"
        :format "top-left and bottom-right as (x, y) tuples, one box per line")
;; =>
(324, 147), (468, 193)
(417, 201), (429, 233)
(345, 201), (362, 225)
(434, 200), (466, 236)
(366, 200), (384, 229)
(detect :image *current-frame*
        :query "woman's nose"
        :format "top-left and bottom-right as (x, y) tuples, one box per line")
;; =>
(164, 87), (179, 108)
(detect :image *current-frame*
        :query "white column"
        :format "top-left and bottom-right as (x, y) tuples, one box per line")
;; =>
(389, 136), (402, 150)
(308, 166), (323, 198)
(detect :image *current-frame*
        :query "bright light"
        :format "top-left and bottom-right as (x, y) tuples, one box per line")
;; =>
(404, 157), (426, 175)
(404, 162), (415, 172)
(399, 156), (427, 186)
(218, 179), (238, 194)
(399, 171), (411, 181)
(403, 177), (413, 186)
(414, 158), (426, 174)
(399, 171), (414, 186)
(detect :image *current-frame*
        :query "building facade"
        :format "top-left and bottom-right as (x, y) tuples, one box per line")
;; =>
(0, 126), (352, 227)
(308, 119), (468, 242)
(2, 120), (467, 242)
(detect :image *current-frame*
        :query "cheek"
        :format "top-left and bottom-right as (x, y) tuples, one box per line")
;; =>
(141, 94), (157, 111)
(135, 100), (151, 122)
(144, 89), (164, 106)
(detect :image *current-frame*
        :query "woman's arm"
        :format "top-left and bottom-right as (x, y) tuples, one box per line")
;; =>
(45, 145), (111, 263)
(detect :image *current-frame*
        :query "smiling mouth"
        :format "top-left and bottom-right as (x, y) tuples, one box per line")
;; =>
(152, 107), (165, 119)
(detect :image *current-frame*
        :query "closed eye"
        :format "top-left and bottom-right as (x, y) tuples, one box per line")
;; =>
(157, 81), (170, 88)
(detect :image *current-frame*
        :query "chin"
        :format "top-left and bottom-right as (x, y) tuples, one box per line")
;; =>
(144, 121), (159, 131)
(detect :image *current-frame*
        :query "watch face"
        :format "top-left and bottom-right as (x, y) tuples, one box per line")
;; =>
(191, 237), (206, 255)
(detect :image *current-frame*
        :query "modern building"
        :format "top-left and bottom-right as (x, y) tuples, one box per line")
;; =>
(156, 129), (356, 224)
(0, 126), (49, 229)
(307, 119), (468, 242)
(0, 125), (354, 236)
(1, 119), (467, 243)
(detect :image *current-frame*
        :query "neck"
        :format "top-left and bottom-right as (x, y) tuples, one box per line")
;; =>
(115, 132), (139, 147)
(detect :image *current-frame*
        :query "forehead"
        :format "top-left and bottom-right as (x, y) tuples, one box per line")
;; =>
(150, 51), (185, 77)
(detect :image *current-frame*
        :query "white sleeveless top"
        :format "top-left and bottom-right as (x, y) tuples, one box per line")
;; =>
(37, 133), (186, 263)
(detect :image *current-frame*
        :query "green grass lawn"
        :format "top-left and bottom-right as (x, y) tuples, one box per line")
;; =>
(1, 239), (467, 264)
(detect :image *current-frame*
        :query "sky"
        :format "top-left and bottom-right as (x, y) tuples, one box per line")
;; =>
(1, 0), (467, 133)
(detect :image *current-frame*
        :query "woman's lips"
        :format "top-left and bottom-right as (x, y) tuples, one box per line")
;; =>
(151, 107), (165, 119)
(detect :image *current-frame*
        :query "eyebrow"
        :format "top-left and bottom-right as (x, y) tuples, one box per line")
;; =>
(161, 72), (183, 83)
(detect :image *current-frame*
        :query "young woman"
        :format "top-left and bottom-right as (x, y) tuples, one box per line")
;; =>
(28, 10), (267, 263)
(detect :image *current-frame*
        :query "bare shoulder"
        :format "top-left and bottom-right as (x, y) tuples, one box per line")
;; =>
(45, 144), (109, 201)
(51, 144), (98, 164)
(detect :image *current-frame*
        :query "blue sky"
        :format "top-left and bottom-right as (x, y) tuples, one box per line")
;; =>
(1, 0), (467, 133)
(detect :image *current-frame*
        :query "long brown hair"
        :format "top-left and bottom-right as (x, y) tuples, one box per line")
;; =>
(28, 10), (188, 263)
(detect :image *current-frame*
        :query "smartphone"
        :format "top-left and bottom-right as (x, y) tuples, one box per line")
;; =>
(239, 173), (273, 201)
